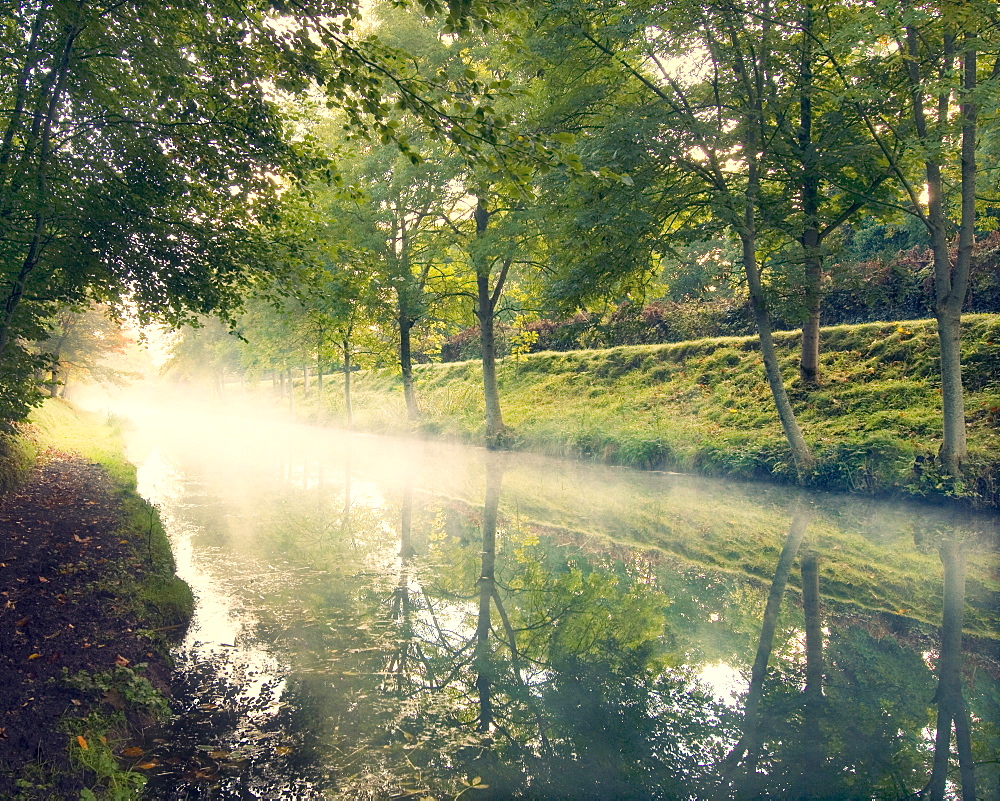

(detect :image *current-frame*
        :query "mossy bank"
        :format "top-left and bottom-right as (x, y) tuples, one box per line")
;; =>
(295, 315), (1000, 509)
(0, 399), (192, 799)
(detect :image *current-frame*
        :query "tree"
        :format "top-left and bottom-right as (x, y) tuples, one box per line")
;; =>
(850, 1), (998, 476)
(322, 129), (465, 421)
(35, 304), (136, 398)
(286, 251), (391, 428)
(755, 0), (896, 385)
(0, 0), (502, 425)
(160, 317), (244, 397)
(541, 0), (820, 472)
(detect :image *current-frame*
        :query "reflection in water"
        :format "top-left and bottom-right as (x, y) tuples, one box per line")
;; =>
(721, 509), (811, 788)
(930, 541), (975, 801)
(119, 405), (998, 799)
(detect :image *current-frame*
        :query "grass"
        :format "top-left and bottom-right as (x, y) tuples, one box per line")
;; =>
(301, 315), (1000, 508)
(28, 400), (193, 631)
(0, 426), (38, 498)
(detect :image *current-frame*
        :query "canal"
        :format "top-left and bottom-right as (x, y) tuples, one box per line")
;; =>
(120, 403), (998, 799)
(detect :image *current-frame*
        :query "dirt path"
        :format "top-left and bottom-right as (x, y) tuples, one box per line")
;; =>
(0, 450), (177, 797)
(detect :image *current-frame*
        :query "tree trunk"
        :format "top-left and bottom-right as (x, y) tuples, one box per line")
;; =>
(287, 367), (294, 414)
(0, 18), (81, 357)
(398, 308), (419, 422)
(399, 476), (414, 559)
(0, 5), (48, 170)
(800, 250), (823, 387)
(935, 44), (976, 476)
(316, 332), (324, 394)
(801, 550), (824, 781)
(474, 459), (503, 732)
(798, 0), (823, 387)
(341, 445), (353, 541)
(342, 340), (353, 429)
(474, 197), (510, 448)
(731, 57), (813, 474)
(742, 230), (815, 475)
(904, 28), (976, 477)
(477, 271), (506, 446)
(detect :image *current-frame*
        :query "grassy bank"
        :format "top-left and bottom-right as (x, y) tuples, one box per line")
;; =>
(28, 399), (194, 630)
(296, 315), (1000, 508)
(1, 399), (193, 799)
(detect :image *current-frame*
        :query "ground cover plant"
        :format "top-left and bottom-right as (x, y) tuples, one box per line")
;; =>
(297, 315), (1000, 508)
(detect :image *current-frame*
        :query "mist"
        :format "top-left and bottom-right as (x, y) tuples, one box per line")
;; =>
(58, 357), (999, 798)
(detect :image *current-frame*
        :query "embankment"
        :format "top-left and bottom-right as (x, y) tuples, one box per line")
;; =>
(0, 399), (192, 798)
(296, 315), (1000, 508)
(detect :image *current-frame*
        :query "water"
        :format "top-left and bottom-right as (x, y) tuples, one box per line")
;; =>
(121, 404), (999, 799)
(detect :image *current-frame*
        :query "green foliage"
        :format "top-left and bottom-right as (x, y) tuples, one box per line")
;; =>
(64, 666), (171, 720)
(33, 305), (139, 398)
(64, 712), (147, 801)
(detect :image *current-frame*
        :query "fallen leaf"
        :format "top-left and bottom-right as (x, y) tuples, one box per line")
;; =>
(208, 751), (230, 760)
(27, 653), (41, 660)
(137, 761), (159, 770)
(14, 617), (28, 628)
(73, 534), (91, 544)
(122, 746), (145, 758)
(114, 654), (130, 667)
(38, 576), (48, 583)
(276, 746), (293, 755)
(77, 735), (89, 750)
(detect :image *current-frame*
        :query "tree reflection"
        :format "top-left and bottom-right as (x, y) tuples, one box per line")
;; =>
(928, 539), (976, 801)
(720, 509), (811, 792)
(800, 549), (824, 782)
(373, 454), (740, 798)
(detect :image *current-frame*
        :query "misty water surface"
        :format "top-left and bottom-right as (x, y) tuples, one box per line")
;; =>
(118, 400), (998, 800)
